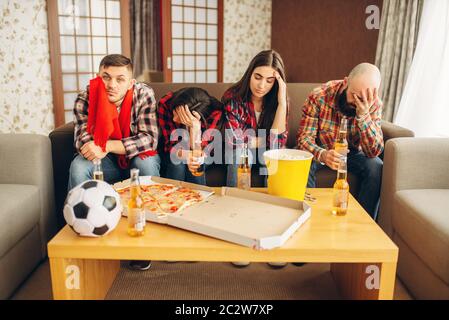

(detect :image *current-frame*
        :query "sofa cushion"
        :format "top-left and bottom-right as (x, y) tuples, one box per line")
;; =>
(0, 184), (41, 258)
(393, 189), (449, 284)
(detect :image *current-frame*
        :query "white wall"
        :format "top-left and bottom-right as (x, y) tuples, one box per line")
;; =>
(223, 0), (272, 83)
(0, 0), (54, 134)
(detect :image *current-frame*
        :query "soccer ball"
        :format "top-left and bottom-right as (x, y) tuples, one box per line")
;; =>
(63, 180), (122, 237)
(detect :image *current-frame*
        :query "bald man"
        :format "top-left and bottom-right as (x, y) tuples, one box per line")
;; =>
(297, 63), (383, 220)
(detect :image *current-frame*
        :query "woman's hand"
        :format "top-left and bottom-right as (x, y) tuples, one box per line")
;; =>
(174, 105), (201, 128)
(187, 150), (204, 173)
(274, 71), (287, 108)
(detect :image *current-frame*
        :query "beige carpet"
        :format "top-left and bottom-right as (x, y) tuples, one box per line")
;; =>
(107, 262), (339, 300)
(11, 259), (413, 300)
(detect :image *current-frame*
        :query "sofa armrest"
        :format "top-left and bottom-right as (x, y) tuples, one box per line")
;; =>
(379, 137), (449, 236)
(381, 120), (415, 142)
(49, 122), (76, 228)
(0, 134), (57, 256)
(384, 137), (449, 190)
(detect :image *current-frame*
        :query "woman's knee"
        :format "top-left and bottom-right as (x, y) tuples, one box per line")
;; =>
(132, 155), (161, 176)
(165, 162), (187, 180)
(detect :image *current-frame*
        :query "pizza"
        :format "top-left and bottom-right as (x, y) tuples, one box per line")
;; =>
(115, 183), (204, 216)
(156, 187), (204, 214)
(141, 184), (178, 198)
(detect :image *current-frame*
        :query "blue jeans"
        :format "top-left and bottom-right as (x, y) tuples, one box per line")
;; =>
(163, 154), (206, 185)
(307, 151), (383, 220)
(226, 147), (268, 187)
(68, 153), (161, 191)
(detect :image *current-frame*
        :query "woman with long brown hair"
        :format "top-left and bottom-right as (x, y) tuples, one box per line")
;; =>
(223, 50), (290, 269)
(222, 49), (289, 187)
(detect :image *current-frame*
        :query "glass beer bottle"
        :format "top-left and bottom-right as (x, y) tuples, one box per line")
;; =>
(92, 159), (104, 181)
(237, 143), (251, 190)
(334, 117), (348, 156)
(190, 126), (205, 177)
(127, 168), (146, 237)
(332, 156), (349, 216)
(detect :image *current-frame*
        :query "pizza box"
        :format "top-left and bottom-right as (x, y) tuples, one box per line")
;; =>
(166, 187), (311, 250)
(114, 177), (311, 250)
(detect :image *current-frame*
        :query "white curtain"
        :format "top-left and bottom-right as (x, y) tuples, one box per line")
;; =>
(394, 0), (449, 137)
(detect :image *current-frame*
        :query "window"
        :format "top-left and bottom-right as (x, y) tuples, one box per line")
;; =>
(162, 0), (223, 83)
(47, 0), (130, 126)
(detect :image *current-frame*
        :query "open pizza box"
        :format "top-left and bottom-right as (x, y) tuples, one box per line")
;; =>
(114, 177), (311, 250)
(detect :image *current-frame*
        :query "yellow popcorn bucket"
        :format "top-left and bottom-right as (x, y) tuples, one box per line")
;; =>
(263, 149), (313, 201)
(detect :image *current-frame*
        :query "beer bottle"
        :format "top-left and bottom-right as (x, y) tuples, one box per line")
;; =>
(332, 156), (349, 216)
(92, 159), (104, 181)
(334, 117), (348, 156)
(127, 168), (146, 237)
(190, 125), (205, 177)
(237, 143), (251, 190)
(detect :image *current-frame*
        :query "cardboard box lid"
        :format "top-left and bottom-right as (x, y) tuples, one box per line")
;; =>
(167, 187), (311, 250)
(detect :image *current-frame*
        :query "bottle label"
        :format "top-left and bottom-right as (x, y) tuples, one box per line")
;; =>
(129, 209), (146, 231)
(333, 190), (348, 208)
(238, 172), (251, 190)
(196, 156), (205, 165)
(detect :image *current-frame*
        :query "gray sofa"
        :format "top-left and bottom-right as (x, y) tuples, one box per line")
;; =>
(0, 134), (58, 299)
(379, 137), (449, 299)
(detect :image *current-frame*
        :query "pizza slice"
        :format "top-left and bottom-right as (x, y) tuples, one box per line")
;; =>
(141, 184), (177, 199)
(116, 185), (166, 216)
(142, 196), (166, 216)
(157, 187), (204, 214)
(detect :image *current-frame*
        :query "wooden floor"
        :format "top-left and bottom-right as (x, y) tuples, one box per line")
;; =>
(11, 259), (413, 300)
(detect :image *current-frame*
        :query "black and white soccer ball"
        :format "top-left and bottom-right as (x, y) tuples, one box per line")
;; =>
(63, 180), (122, 237)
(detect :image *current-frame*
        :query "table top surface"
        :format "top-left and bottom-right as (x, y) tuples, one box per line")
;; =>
(48, 188), (398, 263)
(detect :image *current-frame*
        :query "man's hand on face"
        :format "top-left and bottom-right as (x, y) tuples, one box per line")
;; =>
(321, 149), (343, 170)
(353, 87), (378, 117)
(81, 141), (108, 161)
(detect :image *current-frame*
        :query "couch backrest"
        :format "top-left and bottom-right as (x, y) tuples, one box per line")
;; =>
(148, 83), (321, 148)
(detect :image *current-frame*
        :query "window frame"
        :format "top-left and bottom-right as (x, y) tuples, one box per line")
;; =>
(161, 0), (223, 83)
(46, 0), (131, 127)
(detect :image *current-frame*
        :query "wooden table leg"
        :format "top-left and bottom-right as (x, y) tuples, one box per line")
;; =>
(49, 257), (120, 300)
(331, 262), (397, 300)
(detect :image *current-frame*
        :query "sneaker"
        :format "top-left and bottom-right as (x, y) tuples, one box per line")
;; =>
(267, 262), (287, 269)
(231, 261), (250, 268)
(292, 262), (306, 267)
(128, 260), (152, 271)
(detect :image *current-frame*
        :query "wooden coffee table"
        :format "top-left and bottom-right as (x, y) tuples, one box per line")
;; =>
(48, 188), (398, 300)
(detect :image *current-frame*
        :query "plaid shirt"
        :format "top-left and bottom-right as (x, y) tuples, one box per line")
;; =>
(221, 89), (288, 149)
(158, 91), (223, 153)
(74, 82), (159, 159)
(297, 80), (384, 161)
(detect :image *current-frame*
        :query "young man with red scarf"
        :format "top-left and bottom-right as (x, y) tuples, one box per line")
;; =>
(68, 54), (160, 191)
(68, 54), (159, 271)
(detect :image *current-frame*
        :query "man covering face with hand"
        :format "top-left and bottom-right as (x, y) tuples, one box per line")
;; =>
(297, 63), (383, 220)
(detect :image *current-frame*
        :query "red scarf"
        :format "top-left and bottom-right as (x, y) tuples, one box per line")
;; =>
(87, 76), (156, 169)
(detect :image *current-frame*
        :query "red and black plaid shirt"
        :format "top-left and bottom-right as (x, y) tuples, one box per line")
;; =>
(297, 80), (384, 160)
(158, 91), (223, 153)
(221, 89), (288, 149)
